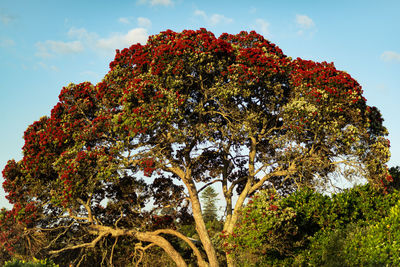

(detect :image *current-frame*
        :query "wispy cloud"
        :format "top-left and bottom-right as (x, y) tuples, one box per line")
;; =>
(194, 9), (233, 26)
(36, 27), (149, 58)
(118, 17), (131, 24)
(381, 51), (400, 62)
(96, 28), (148, 50)
(295, 14), (316, 36)
(67, 27), (97, 41)
(254, 18), (271, 38)
(37, 62), (59, 72)
(0, 38), (15, 47)
(138, 0), (173, 6)
(137, 17), (152, 28)
(0, 12), (16, 25)
(296, 14), (315, 28)
(35, 40), (84, 58)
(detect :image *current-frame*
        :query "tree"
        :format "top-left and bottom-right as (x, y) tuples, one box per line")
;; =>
(201, 186), (219, 223)
(1, 29), (392, 266)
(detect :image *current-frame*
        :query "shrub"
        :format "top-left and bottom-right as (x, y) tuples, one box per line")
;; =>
(3, 258), (58, 267)
(227, 184), (400, 265)
(343, 200), (400, 265)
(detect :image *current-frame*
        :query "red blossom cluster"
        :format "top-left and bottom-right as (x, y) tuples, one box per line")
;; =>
(0, 202), (38, 255)
(291, 59), (364, 105)
(140, 158), (155, 177)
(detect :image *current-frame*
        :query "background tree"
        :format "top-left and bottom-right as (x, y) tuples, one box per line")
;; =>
(0, 29), (392, 266)
(201, 186), (219, 223)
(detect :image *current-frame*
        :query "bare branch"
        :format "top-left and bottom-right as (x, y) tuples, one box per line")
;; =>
(44, 222), (75, 249)
(114, 209), (124, 228)
(49, 232), (107, 254)
(110, 237), (118, 266)
(249, 168), (292, 195)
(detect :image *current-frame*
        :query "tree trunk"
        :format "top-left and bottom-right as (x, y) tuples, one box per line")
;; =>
(187, 182), (219, 267)
(226, 254), (236, 267)
(223, 180), (252, 267)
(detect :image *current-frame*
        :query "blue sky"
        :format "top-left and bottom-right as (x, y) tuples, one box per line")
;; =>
(1, 0), (400, 208)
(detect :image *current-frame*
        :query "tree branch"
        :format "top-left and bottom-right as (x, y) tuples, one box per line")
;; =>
(198, 179), (223, 195)
(153, 229), (208, 267)
(49, 232), (107, 254)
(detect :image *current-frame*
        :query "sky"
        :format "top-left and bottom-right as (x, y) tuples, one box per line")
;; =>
(1, 0), (400, 209)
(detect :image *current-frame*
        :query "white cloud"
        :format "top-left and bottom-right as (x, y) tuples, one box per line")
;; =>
(254, 18), (270, 38)
(118, 17), (131, 24)
(0, 38), (15, 47)
(194, 9), (233, 26)
(96, 28), (148, 51)
(36, 27), (149, 58)
(138, 0), (173, 6)
(137, 17), (152, 28)
(296, 14), (315, 29)
(295, 14), (316, 36)
(381, 51), (400, 62)
(35, 40), (84, 58)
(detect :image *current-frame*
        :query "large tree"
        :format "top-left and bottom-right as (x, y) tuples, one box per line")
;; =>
(1, 29), (392, 266)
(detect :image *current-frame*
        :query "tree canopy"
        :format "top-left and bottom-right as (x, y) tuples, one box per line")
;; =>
(0, 29), (392, 266)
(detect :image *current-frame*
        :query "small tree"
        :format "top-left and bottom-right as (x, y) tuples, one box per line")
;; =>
(201, 187), (219, 223)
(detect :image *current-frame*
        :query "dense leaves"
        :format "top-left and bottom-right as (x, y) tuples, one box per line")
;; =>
(227, 184), (400, 265)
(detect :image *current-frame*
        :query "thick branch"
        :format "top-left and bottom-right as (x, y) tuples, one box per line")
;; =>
(50, 224), (188, 267)
(154, 229), (208, 267)
(249, 168), (293, 195)
(135, 231), (188, 267)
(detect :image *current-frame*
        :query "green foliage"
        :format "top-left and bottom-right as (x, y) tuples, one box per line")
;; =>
(200, 186), (219, 223)
(300, 202), (400, 266)
(343, 201), (400, 265)
(297, 224), (358, 266)
(3, 258), (58, 267)
(227, 184), (400, 265)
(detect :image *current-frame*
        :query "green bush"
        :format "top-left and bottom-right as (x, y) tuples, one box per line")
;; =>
(344, 200), (400, 265)
(297, 223), (360, 266)
(3, 258), (58, 267)
(227, 184), (400, 265)
(300, 201), (400, 266)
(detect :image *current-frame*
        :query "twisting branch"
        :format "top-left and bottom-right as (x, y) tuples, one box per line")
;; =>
(110, 236), (118, 266)
(44, 221), (75, 249)
(114, 209), (124, 227)
(49, 232), (108, 254)
(134, 243), (156, 267)
(77, 197), (98, 224)
(153, 229), (208, 267)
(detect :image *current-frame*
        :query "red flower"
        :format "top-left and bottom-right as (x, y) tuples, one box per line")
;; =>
(269, 204), (278, 211)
